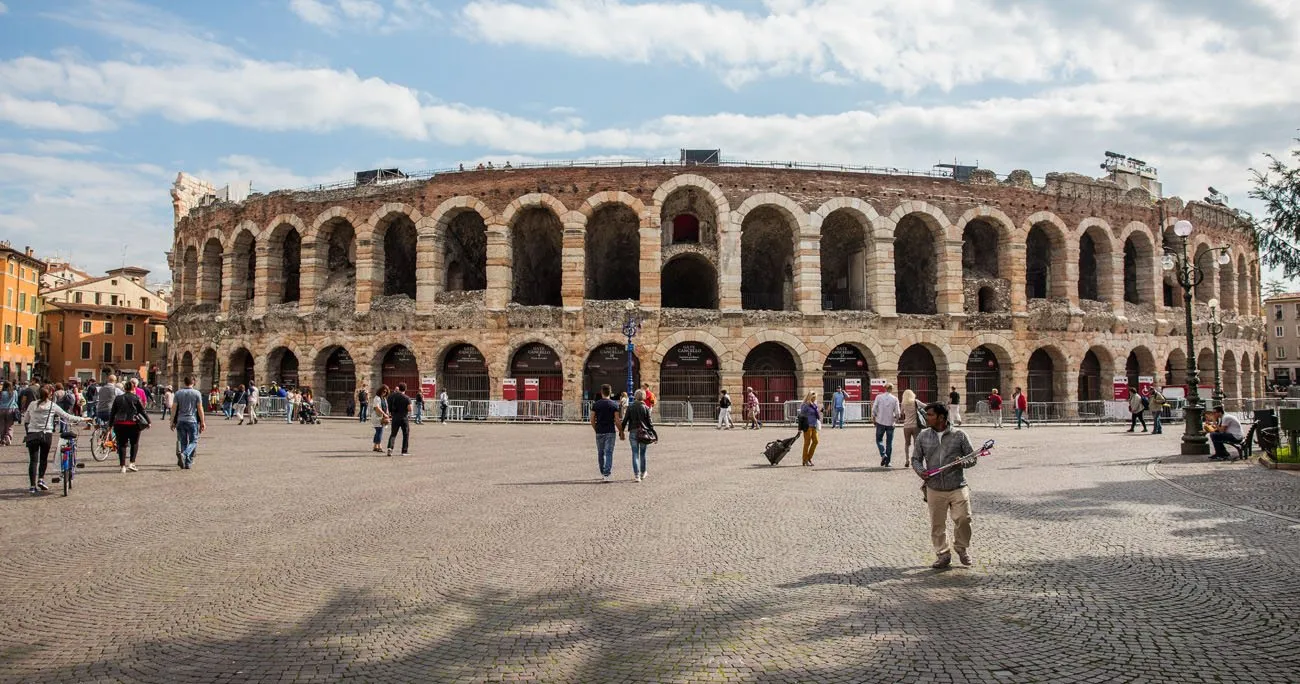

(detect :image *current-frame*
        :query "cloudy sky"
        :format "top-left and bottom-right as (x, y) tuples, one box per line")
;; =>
(0, 0), (1297, 282)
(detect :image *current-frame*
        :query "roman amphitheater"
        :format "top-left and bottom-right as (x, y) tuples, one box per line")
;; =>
(165, 159), (1265, 420)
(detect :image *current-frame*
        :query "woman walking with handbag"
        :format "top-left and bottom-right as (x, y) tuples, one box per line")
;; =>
(111, 378), (151, 473)
(370, 385), (391, 453)
(620, 389), (658, 482)
(799, 391), (822, 467)
(23, 386), (92, 494)
(0, 381), (19, 445)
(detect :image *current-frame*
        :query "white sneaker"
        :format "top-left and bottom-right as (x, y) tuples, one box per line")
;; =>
(602, 475), (611, 483)
(640, 472), (647, 480)
(635, 475), (642, 482)
(127, 464), (138, 472)
(121, 466), (127, 474)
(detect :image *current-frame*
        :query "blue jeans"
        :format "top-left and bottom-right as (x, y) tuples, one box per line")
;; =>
(414, 403), (423, 424)
(833, 407), (845, 428)
(177, 420), (199, 467)
(358, 403), (369, 422)
(285, 403), (294, 423)
(1209, 431), (1242, 458)
(372, 425), (384, 445)
(595, 432), (616, 476)
(630, 436), (648, 475)
(875, 424), (895, 461)
(1016, 409), (1030, 428)
(1152, 411), (1162, 434)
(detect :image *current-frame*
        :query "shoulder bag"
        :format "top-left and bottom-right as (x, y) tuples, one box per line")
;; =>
(24, 404), (54, 446)
(633, 406), (658, 444)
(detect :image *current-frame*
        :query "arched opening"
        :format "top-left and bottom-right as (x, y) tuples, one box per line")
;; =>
(269, 348), (299, 388)
(1193, 244), (1214, 303)
(741, 206), (796, 311)
(820, 210), (870, 311)
(823, 343), (870, 400)
(228, 348), (254, 389)
(316, 218), (357, 307)
(228, 231), (256, 307)
(1079, 350), (1102, 403)
(1126, 348), (1156, 389)
(894, 215), (939, 314)
(1223, 351), (1238, 400)
(180, 351), (195, 382)
(661, 254), (718, 309)
(966, 346), (1003, 410)
(1123, 235), (1152, 305)
(379, 345), (420, 393)
(320, 347), (357, 412)
(200, 238), (223, 307)
(660, 343), (720, 415)
(583, 343), (640, 400)
(898, 344), (939, 403)
(977, 287), (996, 313)
(199, 349), (217, 392)
(585, 204), (641, 301)
(1218, 257), (1235, 313)
(281, 228), (301, 303)
(961, 220), (999, 279)
(672, 214), (700, 243)
(1237, 255), (1250, 315)
(182, 247), (198, 305)
(1028, 349), (1056, 404)
(743, 342), (798, 421)
(511, 208), (563, 306)
(443, 211), (487, 292)
(441, 344), (490, 402)
(1197, 349), (1216, 393)
(1078, 232), (1100, 301)
(661, 187), (718, 248)
(1165, 349), (1187, 387)
(510, 343), (563, 402)
(379, 214), (417, 299)
(1025, 226), (1052, 300)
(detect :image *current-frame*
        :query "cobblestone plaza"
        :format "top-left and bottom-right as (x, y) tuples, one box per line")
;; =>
(2, 422), (1297, 683)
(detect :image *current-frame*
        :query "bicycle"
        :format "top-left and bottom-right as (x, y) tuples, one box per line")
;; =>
(89, 420), (115, 462)
(49, 424), (89, 497)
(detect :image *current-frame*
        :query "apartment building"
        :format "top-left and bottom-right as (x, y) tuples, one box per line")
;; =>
(1264, 292), (1300, 388)
(40, 266), (171, 384)
(0, 243), (47, 383)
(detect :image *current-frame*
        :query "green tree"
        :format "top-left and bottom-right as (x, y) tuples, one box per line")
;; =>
(1251, 141), (1300, 277)
(1264, 279), (1288, 298)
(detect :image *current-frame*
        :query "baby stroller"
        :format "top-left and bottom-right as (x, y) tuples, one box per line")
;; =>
(763, 433), (801, 466)
(297, 400), (321, 424)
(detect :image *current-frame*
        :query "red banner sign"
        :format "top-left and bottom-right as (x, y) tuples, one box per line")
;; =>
(502, 378), (517, 401)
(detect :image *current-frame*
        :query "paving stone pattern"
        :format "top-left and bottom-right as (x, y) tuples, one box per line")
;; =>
(1, 421), (1298, 683)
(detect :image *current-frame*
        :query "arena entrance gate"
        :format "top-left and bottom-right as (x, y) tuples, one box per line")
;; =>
(510, 343), (564, 402)
(380, 345), (420, 394)
(965, 346), (1001, 410)
(659, 342), (720, 421)
(583, 344), (639, 401)
(441, 344), (490, 401)
(323, 347), (356, 414)
(743, 342), (798, 422)
(898, 344), (939, 403)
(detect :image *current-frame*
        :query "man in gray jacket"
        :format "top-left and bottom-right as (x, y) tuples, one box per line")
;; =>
(911, 402), (978, 569)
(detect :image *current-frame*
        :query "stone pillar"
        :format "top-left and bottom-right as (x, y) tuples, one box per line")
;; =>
(873, 237), (897, 317)
(1064, 370), (1080, 418)
(253, 353), (271, 388)
(355, 237), (375, 314)
(415, 233), (437, 314)
(721, 369), (745, 396)
(797, 370), (822, 400)
(299, 240), (319, 312)
(562, 218), (586, 310)
(719, 214), (742, 311)
(1109, 247), (1126, 320)
(219, 252), (235, 314)
(1007, 242), (1027, 314)
(939, 239), (965, 315)
(485, 223), (510, 310)
(796, 234), (822, 313)
(639, 214), (662, 309)
(1062, 241), (1080, 308)
(252, 244), (270, 316)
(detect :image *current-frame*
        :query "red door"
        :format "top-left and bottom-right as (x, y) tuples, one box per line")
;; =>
(744, 373), (797, 422)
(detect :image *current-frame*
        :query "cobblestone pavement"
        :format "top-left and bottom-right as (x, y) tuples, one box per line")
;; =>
(1, 420), (1298, 683)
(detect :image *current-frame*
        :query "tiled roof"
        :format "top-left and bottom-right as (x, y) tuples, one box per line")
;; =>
(45, 301), (168, 320)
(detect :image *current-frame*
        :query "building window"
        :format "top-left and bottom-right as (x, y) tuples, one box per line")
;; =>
(1294, 303), (1300, 316)
(58, 320), (64, 333)
(94, 292), (101, 304)
(150, 331), (158, 349)
(141, 297), (150, 309)
(74, 292), (83, 304)
(1277, 326), (1285, 337)
(18, 292), (25, 310)
(110, 294), (119, 306)
(125, 323), (134, 336)
(104, 321), (114, 335)
(124, 343), (134, 361)
(81, 320), (91, 333)
(29, 297), (36, 313)
(102, 342), (113, 361)
(111, 279), (118, 286)
(5, 289), (10, 306)
(1279, 347), (1289, 360)
(81, 341), (91, 359)
(6, 262), (12, 274)
(26, 328), (34, 347)
(3, 325), (10, 343)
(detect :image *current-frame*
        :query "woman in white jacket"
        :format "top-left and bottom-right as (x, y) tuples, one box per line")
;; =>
(23, 386), (92, 495)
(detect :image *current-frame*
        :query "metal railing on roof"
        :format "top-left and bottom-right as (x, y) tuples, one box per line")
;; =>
(287, 158), (976, 194)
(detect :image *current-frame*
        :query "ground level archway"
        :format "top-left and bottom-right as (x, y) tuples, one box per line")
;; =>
(743, 342), (798, 421)
(269, 348), (299, 388)
(321, 347), (356, 414)
(965, 346), (1002, 410)
(583, 343), (639, 400)
(659, 342), (720, 420)
(228, 348), (255, 389)
(510, 343), (564, 402)
(822, 343), (870, 401)
(898, 344), (939, 403)
(441, 344), (490, 402)
(380, 345), (420, 394)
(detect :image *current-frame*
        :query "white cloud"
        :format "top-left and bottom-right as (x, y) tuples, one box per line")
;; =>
(289, 0), (441, 34)
(26, 139), (102, 155)
(0, 3), (8, 14)
(0, 94), (116, 132)
(195, 155), (353, 192)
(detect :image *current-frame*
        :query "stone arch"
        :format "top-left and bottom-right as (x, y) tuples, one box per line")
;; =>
(500, 193), (570, 230)
(652, 330), (733, 369)
(661, 253), (718, 309)
(1120, 227), (1156, 306)
(656, 176), (728, 248)
(738, 198), (803, 311)
(584, 199), (641, 301)
(892, 208), (948, 315)
(370, 341), (422, 393)
(224, 227), (256, 308)
(1077, 219), (1115, 303)
(266, 345), (302, 388)
(307, 206), (363, 243)
(424, 196), (494, 296)
(733, 330), (813, 373)
(504, 333), (570, 376)
(897, 342), (947, 403)
(1023, 213), (1070, 301)
(1027, 345), (1069, 406)
(226, 346), (255, 388)
(817, 201), (877, 311)
(1217, 252), (1236, 312)
(312, 212), (358, 310)
(816, 333), (886, 375)
(652, 174), (731, 217)
(1191, 240), (1215, 304)
(1222, 349), (1239, 399)
(1236, 254), (1250, 315)
(1125, 345), (1158, 387)
(366, 206), (419, 300)
(438, 341), (491, 402)
(181, 244), (199, 305)
(1079, 345), (1116, 403)
(579, 191), (647, 221)
(312, 342), (359, 412)
(199, 237), (224, 306)
(1164, 347), (1188, 386)
(264, 217), (305, 305)
(508, 201), (565, 307)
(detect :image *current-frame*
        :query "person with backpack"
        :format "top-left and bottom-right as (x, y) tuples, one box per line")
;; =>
(620, 389), (657, 483)
(357, 386), (369, 423)
(1149, 385), (1168, 434)
(1127, 387), (1148, 433)
(716, 389), (734, 429)
(111, 378), (151, 474)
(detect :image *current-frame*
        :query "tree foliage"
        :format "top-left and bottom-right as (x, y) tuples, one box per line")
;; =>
(1264, 279), (1288, 298)
(1250, 141), (1300, 278)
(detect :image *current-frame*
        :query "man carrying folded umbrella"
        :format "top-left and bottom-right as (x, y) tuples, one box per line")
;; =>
(911, 402), (977, 570)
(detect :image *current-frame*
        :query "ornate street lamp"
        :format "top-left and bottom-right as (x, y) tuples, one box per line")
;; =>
(1161, 219), (1232, 455)
(1207, 298), (1225, 409)
(622, 301), (640, 399)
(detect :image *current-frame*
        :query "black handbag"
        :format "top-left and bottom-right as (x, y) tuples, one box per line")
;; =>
(24, 405), (54, 445)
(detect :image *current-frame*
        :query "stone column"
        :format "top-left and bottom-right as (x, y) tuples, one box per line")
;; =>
(1109, 247), (1126, 320)
(719, 214), (742, 311)
(1062, 240), (1080, 308)
(219, 252), (235, 314)
(939, 239), (965, 315)
(639, 213), (662, 309)
(355, 237), (375, 314)
(484, 223), (510, 310)
(1064, 370), (1080, 418)
(253, 353), (271, 388)
(562, 218), (586, 310)
(796, 234), (822, 313)
(1007, 242), (1027, 314)
(873, 236), (897, 317)
(415, 233), (437, 314)
(299, 240), (319, 313)
(252, 244), (270, 316)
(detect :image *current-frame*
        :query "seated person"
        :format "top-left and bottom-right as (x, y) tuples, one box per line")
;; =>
(1205, 406), (1244, 461)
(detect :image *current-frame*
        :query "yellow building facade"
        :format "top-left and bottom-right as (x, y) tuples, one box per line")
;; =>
(0, 243), (46, 383)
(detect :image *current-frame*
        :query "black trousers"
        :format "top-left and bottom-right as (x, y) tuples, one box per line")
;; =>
(1129, 411), (1147, 430)
(387, 418), (410, 453)
(114, 425), (142, 466)
(26, 434), (52, 487)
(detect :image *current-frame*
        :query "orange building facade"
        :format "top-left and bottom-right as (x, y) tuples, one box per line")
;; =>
(42, 302), (167, 384)
(1, 243), (46, 383)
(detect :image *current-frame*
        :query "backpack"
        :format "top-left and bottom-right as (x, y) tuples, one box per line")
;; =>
(1141, 395), (1150, 410)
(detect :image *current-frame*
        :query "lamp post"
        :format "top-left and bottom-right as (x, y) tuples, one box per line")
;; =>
(1207, 298), (1225, 408)
(622, 301), (640, 399)
(1161, 219), (1233, 456)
